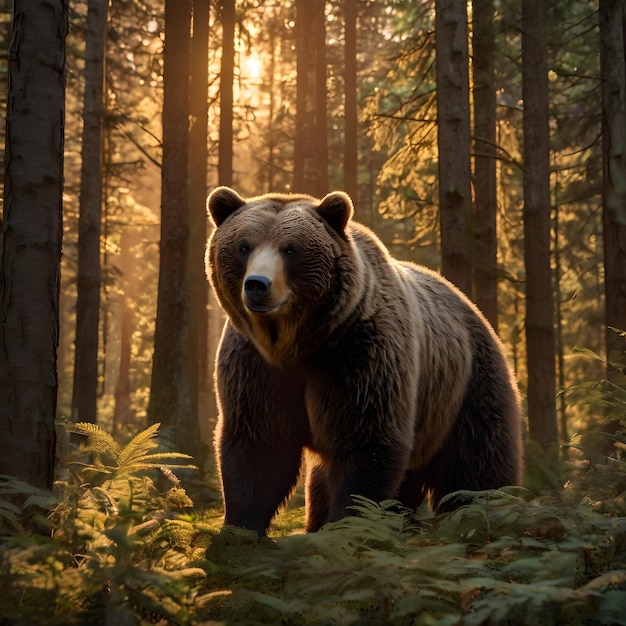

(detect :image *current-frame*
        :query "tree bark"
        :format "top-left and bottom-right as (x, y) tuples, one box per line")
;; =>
(472, 0), (498, 330)
(522, 0), (558, 454)
(72, 0), (108, 427)
(218, 0), (235, 186)
(435, 0), (473, 296)
(113, 298), (133, 430)
(344, 0), (358, 201)
(147, 0), (198, 459)
(600, 0), (626, 369)
(0, 0), (68, 489)
(267, 20), (277, 191)
(294, 0), (329, 196)
(189, 0), (210, 423)
(113, 230), (135, 431)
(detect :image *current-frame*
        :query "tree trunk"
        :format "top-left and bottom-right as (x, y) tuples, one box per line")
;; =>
(147, 0), (198, 460)
(0, 0), (68, 490)
(113, 298), (133, 431)
(294, 0), (329, 196)
(267, 23), (277, 191)
(218, 0), (235, 186)
(0, 2), (11, 195)
(600, 0), (626, 369)
(472, 0), (498, 330)
(72, 0), (108, 428)
(522, 0), (558, 455)
(344, 0), (358, 201)
(113, 230), (135, 431)
(435, 0), (472, 296)
(189, 0), (210, 425)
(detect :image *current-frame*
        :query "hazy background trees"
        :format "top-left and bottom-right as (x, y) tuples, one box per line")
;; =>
(0, 0), (622, 479)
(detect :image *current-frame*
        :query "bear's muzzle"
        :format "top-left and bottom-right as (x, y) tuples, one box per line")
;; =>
(244, 275), (273, 311)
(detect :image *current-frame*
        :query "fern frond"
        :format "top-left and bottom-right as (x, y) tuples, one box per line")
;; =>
(131, 452), (194, 464)
(116, 422), (162, 468)
(70, 461), (116, 475)
(573, 336), (625, 374)
(66, 422), (121, 458)
(120, 462), (197, 476)
(111, 452), (195, 476)
(572, 346), (606, 363)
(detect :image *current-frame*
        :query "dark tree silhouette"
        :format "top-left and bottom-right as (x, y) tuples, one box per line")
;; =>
(344, 0), (358, 201)
(189, 0), (211, 421)
(599, 0), (626, 370)
(147, 0), (198, 459)
(0, 0), (69, 489)
(435, 0), (473, 296)
(218, 0), (235, 186)
(294, 0), (329, 196)
(472, 0), (498, 329)
(72, 0), (108, 427)
(522, 0), (558, 456)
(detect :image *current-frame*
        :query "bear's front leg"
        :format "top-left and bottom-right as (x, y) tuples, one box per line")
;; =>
(218, 429), (304, 535)
(215, 325), (309, 536)
(305, 441), (412, 531)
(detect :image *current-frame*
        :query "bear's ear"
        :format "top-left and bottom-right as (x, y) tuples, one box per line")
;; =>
(207, 186), (246, 226)
(317, 191), (354, 234)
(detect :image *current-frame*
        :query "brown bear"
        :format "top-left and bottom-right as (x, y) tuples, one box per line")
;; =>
(206, 186), (523, 536)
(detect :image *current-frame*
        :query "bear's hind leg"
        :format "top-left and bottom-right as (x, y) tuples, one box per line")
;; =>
(305, 457), (330, 532)
(422, 410), (521, 514)
(398, 420), (521, 516)
(425, 331), (523, 512)
(396, 468), (429, 511)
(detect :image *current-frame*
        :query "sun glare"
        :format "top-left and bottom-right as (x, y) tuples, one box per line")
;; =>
(244, 53), (262, 81)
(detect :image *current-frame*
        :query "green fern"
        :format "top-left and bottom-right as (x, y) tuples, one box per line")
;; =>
(4, 350), (626, 624)
(115, 421), (161, 467)
(67, 421), (121, 459)
(67, 421), (196, 479)
(0, 475), (58, 535)
(50, 422), (197, 557)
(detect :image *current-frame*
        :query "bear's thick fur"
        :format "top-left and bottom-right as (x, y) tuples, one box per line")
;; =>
(206, 186), (523, 535)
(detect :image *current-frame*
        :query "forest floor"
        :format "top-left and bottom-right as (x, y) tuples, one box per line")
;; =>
(1, 423), (626, 625)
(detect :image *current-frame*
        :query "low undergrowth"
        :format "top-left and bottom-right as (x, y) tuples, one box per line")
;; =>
(0, 429), (625, 625)
(1, 352), (626, 625)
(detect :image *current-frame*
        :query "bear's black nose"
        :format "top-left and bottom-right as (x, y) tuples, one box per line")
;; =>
(244, 275), (272, 302)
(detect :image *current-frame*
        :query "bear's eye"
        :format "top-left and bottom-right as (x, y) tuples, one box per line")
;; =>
(283, 245), (297, 256)
(237, 241), (251, 255)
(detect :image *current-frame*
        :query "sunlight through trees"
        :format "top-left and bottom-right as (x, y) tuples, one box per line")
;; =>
(0, 0), (623, 520)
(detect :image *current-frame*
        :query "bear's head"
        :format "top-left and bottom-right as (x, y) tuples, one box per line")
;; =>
(206, 186), (363, 367)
